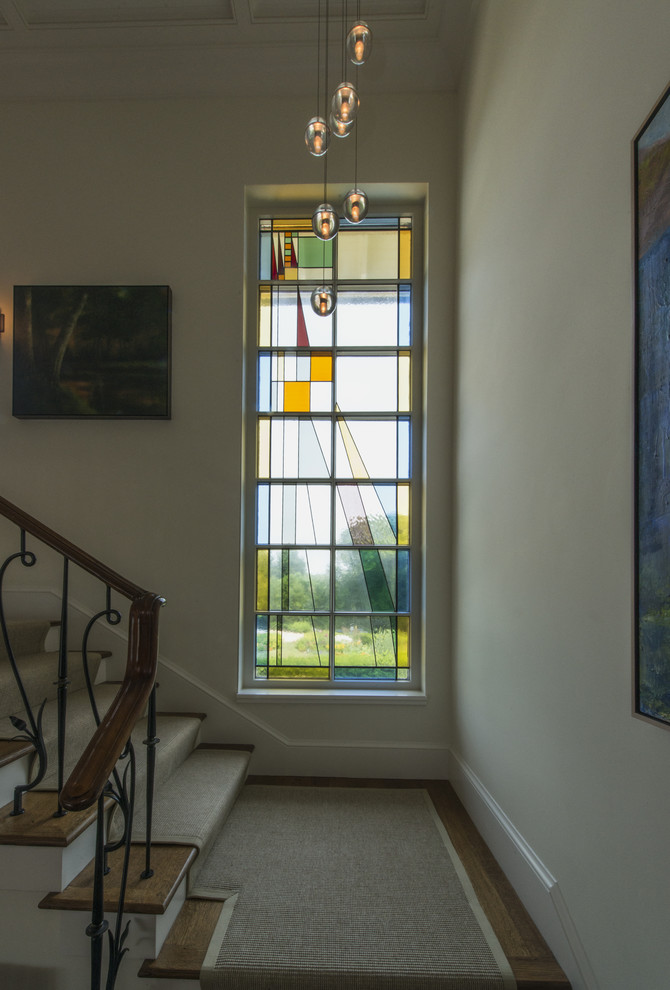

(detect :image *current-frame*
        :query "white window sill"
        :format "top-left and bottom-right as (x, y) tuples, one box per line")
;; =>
(236, 688), (427, 704)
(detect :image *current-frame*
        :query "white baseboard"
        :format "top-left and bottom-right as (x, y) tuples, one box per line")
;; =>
(448, 749), (599, 990)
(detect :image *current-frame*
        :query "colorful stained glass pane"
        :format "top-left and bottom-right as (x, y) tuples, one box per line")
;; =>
(334, 549), (408, 612)
(335, 418), (410, 479)
(254, 216), (415, 685)
(399, 228), (412, 279)
(255, 614), (330, 679)
(332, 615), (404, 680)
(261, 548), (330, 613)
(338, 229), (399, 280)
(336, 356), (399, 411)
(337, 287), (405, 347)
(335, 484), (400, 546)
(398, 285), (411, 345)
(284, 381), (311, 412)
(261, 418), (331, 478)
(260, 286), (333, 348)
(257, 484), (331, 545)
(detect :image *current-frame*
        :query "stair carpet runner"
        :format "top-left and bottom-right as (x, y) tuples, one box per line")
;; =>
(0, 618), (251, 987)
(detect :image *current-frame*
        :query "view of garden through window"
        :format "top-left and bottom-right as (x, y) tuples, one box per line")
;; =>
(252, 214), (416, 685)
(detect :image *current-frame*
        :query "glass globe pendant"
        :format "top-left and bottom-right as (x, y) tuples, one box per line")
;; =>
(311, 285), (336, 317)
(305, 116), (330, 157)
(346, 21), (372, 65)
(312, 203), (340, 240)
(330, 112), (355, 139)
(343, 188), (369, 224)
(332, 81), (360, 124)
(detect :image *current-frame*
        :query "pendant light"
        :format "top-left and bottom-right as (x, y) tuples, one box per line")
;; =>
(346, 19), (372, 65)
(343, 3), (369, 224)
(305, 4), (330, 156)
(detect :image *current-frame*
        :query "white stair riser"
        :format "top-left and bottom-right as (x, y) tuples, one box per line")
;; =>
(44, 875), (187, 960)
(0, 824), (96, 891)
(0, 753), (31, 809)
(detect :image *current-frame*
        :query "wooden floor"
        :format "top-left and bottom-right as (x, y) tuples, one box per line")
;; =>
(142, 776), (571, 988)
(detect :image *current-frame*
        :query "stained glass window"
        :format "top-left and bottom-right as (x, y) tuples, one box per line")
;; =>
(248, 214), (418, 687)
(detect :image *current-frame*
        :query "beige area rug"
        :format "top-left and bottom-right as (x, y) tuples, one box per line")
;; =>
(193, 785), (517, 989)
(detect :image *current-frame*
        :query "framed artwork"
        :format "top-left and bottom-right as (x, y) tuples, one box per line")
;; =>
(634, 83), (670, 728)
(12, 285), (171, 419)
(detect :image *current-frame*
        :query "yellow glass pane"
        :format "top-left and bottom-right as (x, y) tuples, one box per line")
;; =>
(258, 417), (270, 477)
(258, 286), (271, 346)
(397, 616), (409, 667)
(268, 666), (330, 679)
(256, 550), (269, 610)
(284, 268), (298, 281)
(399, 229), (412, 279)
(311, 354), (332, 382)
(273, 218), (312, 231)
(397, 484), (410, 545)
(398, 351), (411, 411)
(284, 381), (311, 412)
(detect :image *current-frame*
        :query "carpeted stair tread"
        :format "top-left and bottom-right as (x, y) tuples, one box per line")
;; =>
(35, 688), (204, 806)
(0, 650), (104, 725)
(0, 619), (52, 663)
(133, 747), (252, 890)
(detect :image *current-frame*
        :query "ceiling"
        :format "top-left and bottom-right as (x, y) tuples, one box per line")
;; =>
(0, 0), (479, 101)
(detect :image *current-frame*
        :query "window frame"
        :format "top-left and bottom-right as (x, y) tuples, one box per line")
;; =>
(239, 192), (425, 699)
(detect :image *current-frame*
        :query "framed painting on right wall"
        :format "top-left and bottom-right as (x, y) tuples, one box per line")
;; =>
(634, 80), (670, 729)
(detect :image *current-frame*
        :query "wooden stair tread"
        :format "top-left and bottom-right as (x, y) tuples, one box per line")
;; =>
(0, 790), (103, 847)
(0, 738), (34, 769)
(39, 842), (197, 915)
(138, 897), (225, 980)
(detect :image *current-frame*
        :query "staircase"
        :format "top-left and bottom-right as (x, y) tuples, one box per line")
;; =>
(0, 497), (253, 990)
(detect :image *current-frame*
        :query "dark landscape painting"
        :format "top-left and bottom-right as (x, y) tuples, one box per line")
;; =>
(13, 285), (171, 418)
(635, 84), (670, 727)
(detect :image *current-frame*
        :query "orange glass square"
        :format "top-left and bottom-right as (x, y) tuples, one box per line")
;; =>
(310, 354), (333, 382)
(283, 381), (311, 412)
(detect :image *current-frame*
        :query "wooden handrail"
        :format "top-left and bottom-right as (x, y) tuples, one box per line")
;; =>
(0, 494), (165, 812)
(0, 494), (146, 600)
(60, 592), (165, 811)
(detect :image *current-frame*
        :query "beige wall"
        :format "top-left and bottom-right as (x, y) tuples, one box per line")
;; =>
(456, 1), (670, 987)
(0, 91), (456, 777)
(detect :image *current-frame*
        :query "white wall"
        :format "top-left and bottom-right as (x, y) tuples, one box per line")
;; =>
(456, 2), (670, 988)
(0, 90), (456, 777)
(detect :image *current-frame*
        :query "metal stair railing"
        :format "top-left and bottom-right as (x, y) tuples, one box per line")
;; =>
(0, 494), (165, 990)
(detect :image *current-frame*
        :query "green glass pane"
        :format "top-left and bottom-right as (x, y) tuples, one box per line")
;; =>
(256, 549), (269, 610)
(298, 234), (333, 272)
(360, 549), (395, 611)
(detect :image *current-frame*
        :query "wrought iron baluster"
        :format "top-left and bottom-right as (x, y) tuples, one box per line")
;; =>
(86, 792), (109, 990)
(105, 743), (136, 990)
(141, 684), (159, 879)
(54, 557), (70, 817)
(81, 587), (122, 727)
(0, 529), (49, 815)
